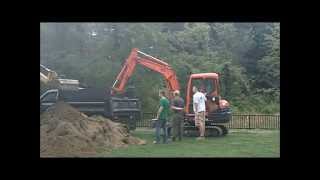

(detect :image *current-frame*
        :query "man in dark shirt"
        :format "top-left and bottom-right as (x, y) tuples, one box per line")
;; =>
(170, 90), (185, 141)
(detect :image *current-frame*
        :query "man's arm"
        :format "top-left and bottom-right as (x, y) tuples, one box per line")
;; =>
(194, 103), (199, 113)
(193, 95), (199, 113)
(171, 98), (184, 111)
(156, 106), (163, 119)
(172, 106), (184, 110)
(171, 101), (183, 110)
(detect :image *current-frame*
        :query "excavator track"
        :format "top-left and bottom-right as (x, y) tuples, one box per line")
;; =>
(183, 125), (228, 137)
(216, 125), (228, 136)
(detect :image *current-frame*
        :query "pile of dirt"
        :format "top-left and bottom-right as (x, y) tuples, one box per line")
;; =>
(40, 101), (146, 157)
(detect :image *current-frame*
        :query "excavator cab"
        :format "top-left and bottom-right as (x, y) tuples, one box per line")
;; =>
(184, 73), (231, 136)
(192, 78), (217, 102)
(186, 73), (223, 114)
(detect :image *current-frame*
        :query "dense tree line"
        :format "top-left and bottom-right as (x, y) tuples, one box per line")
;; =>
(40, 23), (280, 113)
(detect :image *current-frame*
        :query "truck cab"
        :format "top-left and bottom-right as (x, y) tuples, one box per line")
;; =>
(40, 89), (60, 112)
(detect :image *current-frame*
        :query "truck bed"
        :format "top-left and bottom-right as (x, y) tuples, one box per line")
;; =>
(41, 87), (141, 130)
(59, 88), (109, 102)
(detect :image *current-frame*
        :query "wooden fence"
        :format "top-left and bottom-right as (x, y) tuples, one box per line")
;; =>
(137, 113), (280, 129)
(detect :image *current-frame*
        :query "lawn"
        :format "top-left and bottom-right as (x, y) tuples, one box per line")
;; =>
(98, 128), (280, 157)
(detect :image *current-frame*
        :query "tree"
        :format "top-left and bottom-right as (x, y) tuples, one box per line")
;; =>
(256, 23), (280, 90)
(40, 22), (280, 113)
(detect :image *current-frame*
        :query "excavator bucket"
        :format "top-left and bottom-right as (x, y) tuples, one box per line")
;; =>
(47, 71), (58, 81)
(41, 64), (80, 91)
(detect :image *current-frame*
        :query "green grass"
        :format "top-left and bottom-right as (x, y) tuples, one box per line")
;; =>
(98, 128), (280, 157)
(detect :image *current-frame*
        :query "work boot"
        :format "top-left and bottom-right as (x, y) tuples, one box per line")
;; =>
(196, 136), (205, 141)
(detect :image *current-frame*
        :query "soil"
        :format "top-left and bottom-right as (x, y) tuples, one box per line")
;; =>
(40, 101), (146, 157)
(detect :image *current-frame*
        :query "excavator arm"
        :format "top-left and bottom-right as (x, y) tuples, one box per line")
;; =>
(111, 48), (180, 97)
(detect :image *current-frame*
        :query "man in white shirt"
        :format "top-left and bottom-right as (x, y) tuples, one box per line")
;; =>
(193, 86), (207, 140)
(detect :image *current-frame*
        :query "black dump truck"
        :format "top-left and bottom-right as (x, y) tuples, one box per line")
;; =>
(40, 88), (141, 130)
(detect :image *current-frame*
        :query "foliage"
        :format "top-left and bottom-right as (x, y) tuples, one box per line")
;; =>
(40, 23), (280, 113)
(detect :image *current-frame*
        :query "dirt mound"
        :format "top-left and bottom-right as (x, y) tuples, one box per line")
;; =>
(40, 101), (146, 157)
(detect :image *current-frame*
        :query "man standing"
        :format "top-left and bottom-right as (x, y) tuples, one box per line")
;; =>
(170, 90), (185, 141)
(193, 86), (207, 140)
(154, 89), (170, 144)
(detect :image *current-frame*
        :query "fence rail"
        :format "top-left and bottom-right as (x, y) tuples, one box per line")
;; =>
(137, 113), (280, 129)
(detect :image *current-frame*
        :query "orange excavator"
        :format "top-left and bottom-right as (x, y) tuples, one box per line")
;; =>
(111, 48), (231, 136)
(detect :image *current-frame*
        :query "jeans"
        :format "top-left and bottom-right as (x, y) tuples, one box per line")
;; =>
(155, 119), (168, 143)
(172, 113), (184, 140)
(167, 126), (172, 138)
(167, 119), (172, 137)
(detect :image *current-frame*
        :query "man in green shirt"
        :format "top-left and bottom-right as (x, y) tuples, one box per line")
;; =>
(154, 89), (170, 144)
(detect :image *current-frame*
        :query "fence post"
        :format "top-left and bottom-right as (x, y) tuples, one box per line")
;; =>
(249, 115), (251, 129)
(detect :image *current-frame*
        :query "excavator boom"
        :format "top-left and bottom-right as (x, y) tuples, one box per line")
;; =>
(111, 48), (180, 97)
